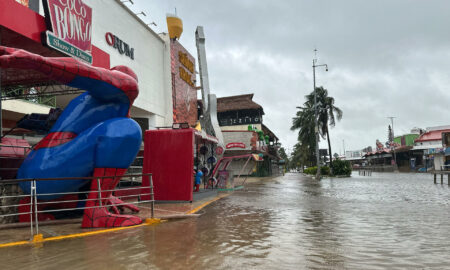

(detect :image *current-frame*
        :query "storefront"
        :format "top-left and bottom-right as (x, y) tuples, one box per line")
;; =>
(1, 0), (173, 140)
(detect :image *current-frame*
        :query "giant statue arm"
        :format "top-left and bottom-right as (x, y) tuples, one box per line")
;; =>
(0, 46), (138, 104)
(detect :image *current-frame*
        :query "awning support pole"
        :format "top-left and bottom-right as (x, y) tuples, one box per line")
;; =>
(235, 155), (252, 185)
(0, 32), (3, 138)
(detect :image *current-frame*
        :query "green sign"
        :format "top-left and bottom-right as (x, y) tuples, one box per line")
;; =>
(46, 31), (92, 64)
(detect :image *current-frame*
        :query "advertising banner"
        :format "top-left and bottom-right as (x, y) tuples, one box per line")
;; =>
(226, 142), (246, 149)
(170, 40), (197, 126)
(43, 0), (93, 63)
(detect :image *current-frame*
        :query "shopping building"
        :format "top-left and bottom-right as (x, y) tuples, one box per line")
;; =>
(1, 0), (173, 141)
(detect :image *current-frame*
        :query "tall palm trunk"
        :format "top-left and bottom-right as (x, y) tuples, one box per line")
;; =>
(326, 126), (334, 175)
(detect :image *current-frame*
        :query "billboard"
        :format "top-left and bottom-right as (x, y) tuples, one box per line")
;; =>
(43, 0), (93, 63)
(170, 40), (198, 127)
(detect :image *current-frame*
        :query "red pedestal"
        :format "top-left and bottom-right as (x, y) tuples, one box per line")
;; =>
(142, 129), (194, 201)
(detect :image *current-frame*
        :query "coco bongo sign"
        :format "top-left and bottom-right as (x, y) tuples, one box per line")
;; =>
(43, 0), (93, 64)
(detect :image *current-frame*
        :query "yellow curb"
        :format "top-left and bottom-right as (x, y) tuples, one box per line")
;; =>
(0, 218), (162, 249)
(0, 240), (30, 248)
(186, 193), (231, 214)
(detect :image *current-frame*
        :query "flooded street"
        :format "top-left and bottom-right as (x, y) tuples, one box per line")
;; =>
(2, 172), (450, 269)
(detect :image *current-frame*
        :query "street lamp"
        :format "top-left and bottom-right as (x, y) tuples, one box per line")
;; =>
(312, 50), (328, 180)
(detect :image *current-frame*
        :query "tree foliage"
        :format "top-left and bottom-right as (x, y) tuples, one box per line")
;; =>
(279, 147), (290, 169)
(331, 159), (352, 176)
(303, 166), (330, 175)
(291, 86), (342, 174)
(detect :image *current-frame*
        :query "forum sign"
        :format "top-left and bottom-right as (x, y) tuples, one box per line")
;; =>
(43, 0), (93, 64)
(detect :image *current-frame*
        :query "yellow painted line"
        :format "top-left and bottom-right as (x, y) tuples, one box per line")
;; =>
(0, 240), (30, 248)
(186, 193), (231, 214)
(0, 218), (162, 249)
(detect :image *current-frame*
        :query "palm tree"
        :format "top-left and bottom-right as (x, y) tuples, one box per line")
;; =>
(291, 102), (317, 166)
(305, 86), (343, 174)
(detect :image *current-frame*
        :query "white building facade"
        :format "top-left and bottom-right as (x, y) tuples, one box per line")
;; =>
(85, 0), (173, 129)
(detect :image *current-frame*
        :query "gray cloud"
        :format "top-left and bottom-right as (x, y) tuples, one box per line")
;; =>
(130, 0), (450, 154)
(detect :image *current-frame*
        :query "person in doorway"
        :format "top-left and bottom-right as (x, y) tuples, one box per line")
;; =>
(193, 168), (197, 188)
(194, 169), (203, 192)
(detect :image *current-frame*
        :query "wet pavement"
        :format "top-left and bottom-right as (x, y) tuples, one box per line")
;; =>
(0, 189), (223, 245)
(1, 172), (449, 269)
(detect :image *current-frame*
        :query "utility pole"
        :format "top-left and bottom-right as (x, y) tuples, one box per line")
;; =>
(312, 49), (328, 180)
(343, 139), (345, 158)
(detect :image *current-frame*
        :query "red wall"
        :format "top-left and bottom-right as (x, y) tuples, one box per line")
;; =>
(142, 129), (194, 201)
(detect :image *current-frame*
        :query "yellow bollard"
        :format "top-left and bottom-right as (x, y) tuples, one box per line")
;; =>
(144, 218), (162, 225)
(32, 234), (44, 243)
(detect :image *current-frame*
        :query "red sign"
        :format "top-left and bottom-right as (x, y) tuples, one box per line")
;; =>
(44, 0), (93, 63)
(226, 142), (246, 149)
(105, 32), (135, 60)
(215, 146), (224, 155)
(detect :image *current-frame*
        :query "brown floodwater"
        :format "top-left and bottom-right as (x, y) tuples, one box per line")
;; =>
(1, 172), (449, 269)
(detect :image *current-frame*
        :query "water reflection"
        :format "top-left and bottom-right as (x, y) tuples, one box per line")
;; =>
(1, 172), (450, 269)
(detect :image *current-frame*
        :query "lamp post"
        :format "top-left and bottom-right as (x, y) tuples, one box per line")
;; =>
(312, 51), (328, 180)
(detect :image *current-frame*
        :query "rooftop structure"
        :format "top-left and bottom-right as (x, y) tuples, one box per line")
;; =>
(216, 94), (264, 113)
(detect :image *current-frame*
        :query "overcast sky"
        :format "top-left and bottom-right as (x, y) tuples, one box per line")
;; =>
(127, 0), (450, 155)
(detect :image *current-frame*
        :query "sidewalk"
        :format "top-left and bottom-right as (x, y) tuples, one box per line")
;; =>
(0, 176), (280, 247)
(0, 191), (230, 246)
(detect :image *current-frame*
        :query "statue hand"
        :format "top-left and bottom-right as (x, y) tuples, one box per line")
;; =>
(0, 46), (44, 69)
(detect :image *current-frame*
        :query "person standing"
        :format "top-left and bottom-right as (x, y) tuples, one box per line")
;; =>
(194, 170), (203, 192)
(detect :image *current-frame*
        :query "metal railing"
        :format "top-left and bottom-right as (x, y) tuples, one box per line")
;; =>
(0, 143), (32, 157)
(0, 173), (154, 240)
(358, 170), (372, 176)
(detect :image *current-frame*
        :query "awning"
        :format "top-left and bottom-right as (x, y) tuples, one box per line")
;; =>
(412, 144), (443, 151)
(394, 145), (413, 153)
(194, 130), (219, 144)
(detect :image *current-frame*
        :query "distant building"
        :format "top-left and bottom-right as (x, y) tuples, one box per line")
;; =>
(208, 94), (281, 176)
(391, 129), (423, 171)
(345, 150), (364, 159)
(413, 125), (450, 171)
(216, 94), (264, 131)
(394, 134), (420, 147)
